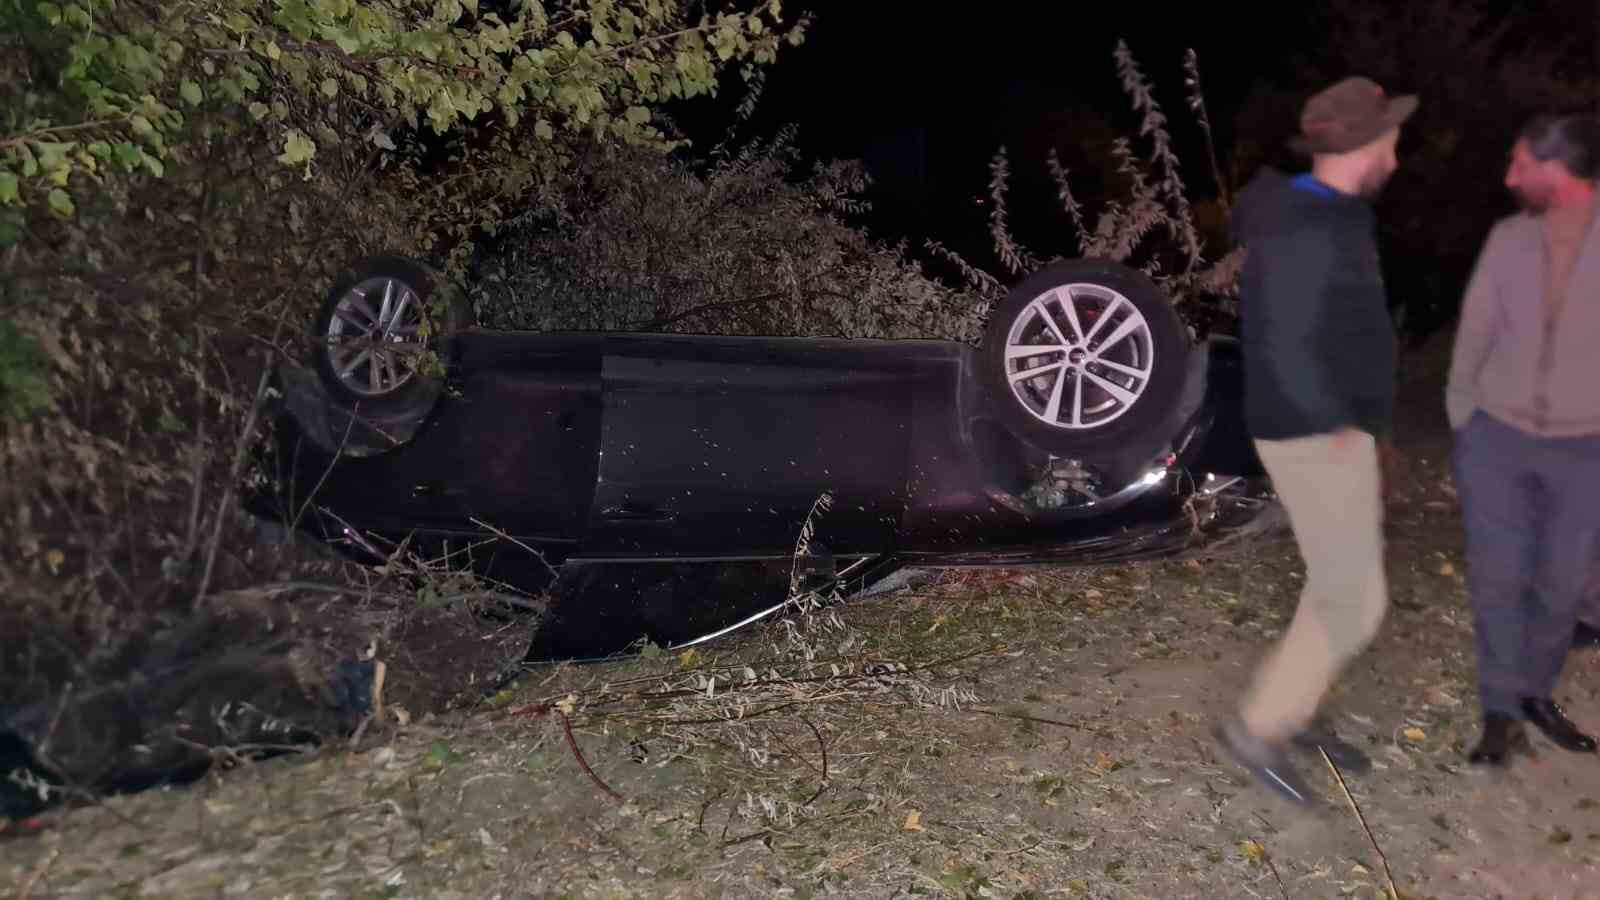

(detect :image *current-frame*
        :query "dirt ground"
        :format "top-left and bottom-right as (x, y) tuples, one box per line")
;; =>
(4, 356), (1600, 900)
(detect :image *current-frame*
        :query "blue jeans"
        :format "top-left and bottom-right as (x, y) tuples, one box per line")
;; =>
(1452, 411), (1600, 716)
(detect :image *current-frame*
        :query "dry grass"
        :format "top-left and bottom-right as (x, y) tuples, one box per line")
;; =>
(6, 439), (1599, 900)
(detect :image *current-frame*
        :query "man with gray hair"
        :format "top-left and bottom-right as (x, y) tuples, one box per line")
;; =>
(1446, 109), (1600, 766)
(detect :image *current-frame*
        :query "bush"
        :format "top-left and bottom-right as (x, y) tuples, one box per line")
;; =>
(470, 41), (1241, 348)
(470, 126), (990, 342)
(926, 42), (1242, 337)
(0, 0), (808, 740)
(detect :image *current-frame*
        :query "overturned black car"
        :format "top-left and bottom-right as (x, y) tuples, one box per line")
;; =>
(247, 254), (1276, 661)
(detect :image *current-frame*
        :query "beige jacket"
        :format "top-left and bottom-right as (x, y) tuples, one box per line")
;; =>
(1446, 200), (1600, 436)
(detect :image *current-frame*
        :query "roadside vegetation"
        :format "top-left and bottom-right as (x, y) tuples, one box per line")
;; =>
(2, 0), (812, 810)
(1, 0), (1236, 819)
(4, 1), (1598, 897)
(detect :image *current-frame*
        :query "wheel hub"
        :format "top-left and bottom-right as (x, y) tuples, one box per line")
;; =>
(323, 276), (428, 397)
(1000, 282), (1156, 431)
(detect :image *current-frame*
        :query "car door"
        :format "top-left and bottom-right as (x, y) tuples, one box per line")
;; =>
(580, 335), (918, 559)
(382, 334), (605, 548)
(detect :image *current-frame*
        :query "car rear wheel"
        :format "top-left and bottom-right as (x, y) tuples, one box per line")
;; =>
(980, 258), (1193, 466)
(311, 255), (474, 416)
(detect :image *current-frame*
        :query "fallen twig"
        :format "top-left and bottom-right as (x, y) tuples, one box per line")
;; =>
(347, 661), (385, 749)
(17, 846), (59, 900)
(576, 644), (1007, 712)
(718, 807), (868, 850)
(505, 702), (625, 804)
(800, 715), (829, 805)
(1001, 836), (1044, 857)
(557, 707), (624, 805)
(1320, 747), (1400, 900)
(469, 516), (563, 581)
(695, 790), (725, 833)
(968, 706), (1109, 739)
(1262, 842), (1289, 900)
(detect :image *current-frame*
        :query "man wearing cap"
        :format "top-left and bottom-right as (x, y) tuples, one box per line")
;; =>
(1446, 110), (1600, 766)
(1213, 76), (1417, 806)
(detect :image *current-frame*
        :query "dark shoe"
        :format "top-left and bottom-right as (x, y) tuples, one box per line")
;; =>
(1521, 697), (1599, 753)
(1468, 713), (1530, 766)
(1574, 620), (1600, 650)
(1213, 717), (1316, 806)
(1291, 727), (1373, 774)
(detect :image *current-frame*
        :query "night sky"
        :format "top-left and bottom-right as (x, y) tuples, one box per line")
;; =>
(674, 1), (1325, 252)
(664, 0), (1593, 337)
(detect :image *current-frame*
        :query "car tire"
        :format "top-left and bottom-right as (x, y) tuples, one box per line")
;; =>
(310, 255), (474, 418)
(980, 258), (1192, 465)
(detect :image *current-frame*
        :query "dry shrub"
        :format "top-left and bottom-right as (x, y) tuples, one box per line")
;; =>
(469, 41), (1242, 352)
(469, 125), (990, 342)
(0, 0), (809, 810)
(928, 42), (1243, 332)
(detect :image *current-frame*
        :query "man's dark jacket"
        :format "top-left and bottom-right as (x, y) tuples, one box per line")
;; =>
(1231, 167), (1397, 441)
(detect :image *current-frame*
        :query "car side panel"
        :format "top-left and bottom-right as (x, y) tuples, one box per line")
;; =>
(423, 361), (604, 540)
(270, 335), (605, 549)
(582, 351), (917, 557)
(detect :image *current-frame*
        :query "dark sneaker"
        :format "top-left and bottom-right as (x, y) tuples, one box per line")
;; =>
(1213, 717), (1316, 806)
(1291, 726), (1373, 774)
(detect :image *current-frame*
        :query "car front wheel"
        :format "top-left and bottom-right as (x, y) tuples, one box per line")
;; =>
(980, 258), (1194, 466)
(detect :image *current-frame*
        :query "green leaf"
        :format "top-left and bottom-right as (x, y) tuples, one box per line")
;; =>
(140, 151), (164, 177)
(180, 79), (203, 106)
(47, 188), (74, 218)
(277, 129), (317, 166)
(265, 41), (282, 61)
(113, 143), (142, 170)
(332, 30), (362, 54)
(36, 2), (62, 25)
(320, 78), (339, 99)
(0, 173), (18, 206)
(624, 105), (650, 125)
(0, 212), (23, 248)
(130, 115), (154, 137)
(86, 141), (111, 160)
(534, 119), (553, 141)
(247, 102), (270, 120)
(33, 142), (71, 173)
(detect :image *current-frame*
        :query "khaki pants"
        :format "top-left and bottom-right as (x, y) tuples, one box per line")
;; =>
(1240, 431), (1389, 741)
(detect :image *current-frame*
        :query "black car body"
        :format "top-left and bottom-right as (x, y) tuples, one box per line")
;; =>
(248, 256), (1273, 661)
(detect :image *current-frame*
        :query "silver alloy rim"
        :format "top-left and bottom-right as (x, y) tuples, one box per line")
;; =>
(323, 276), (427, 397)
(1002, 282), (1155, 430)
